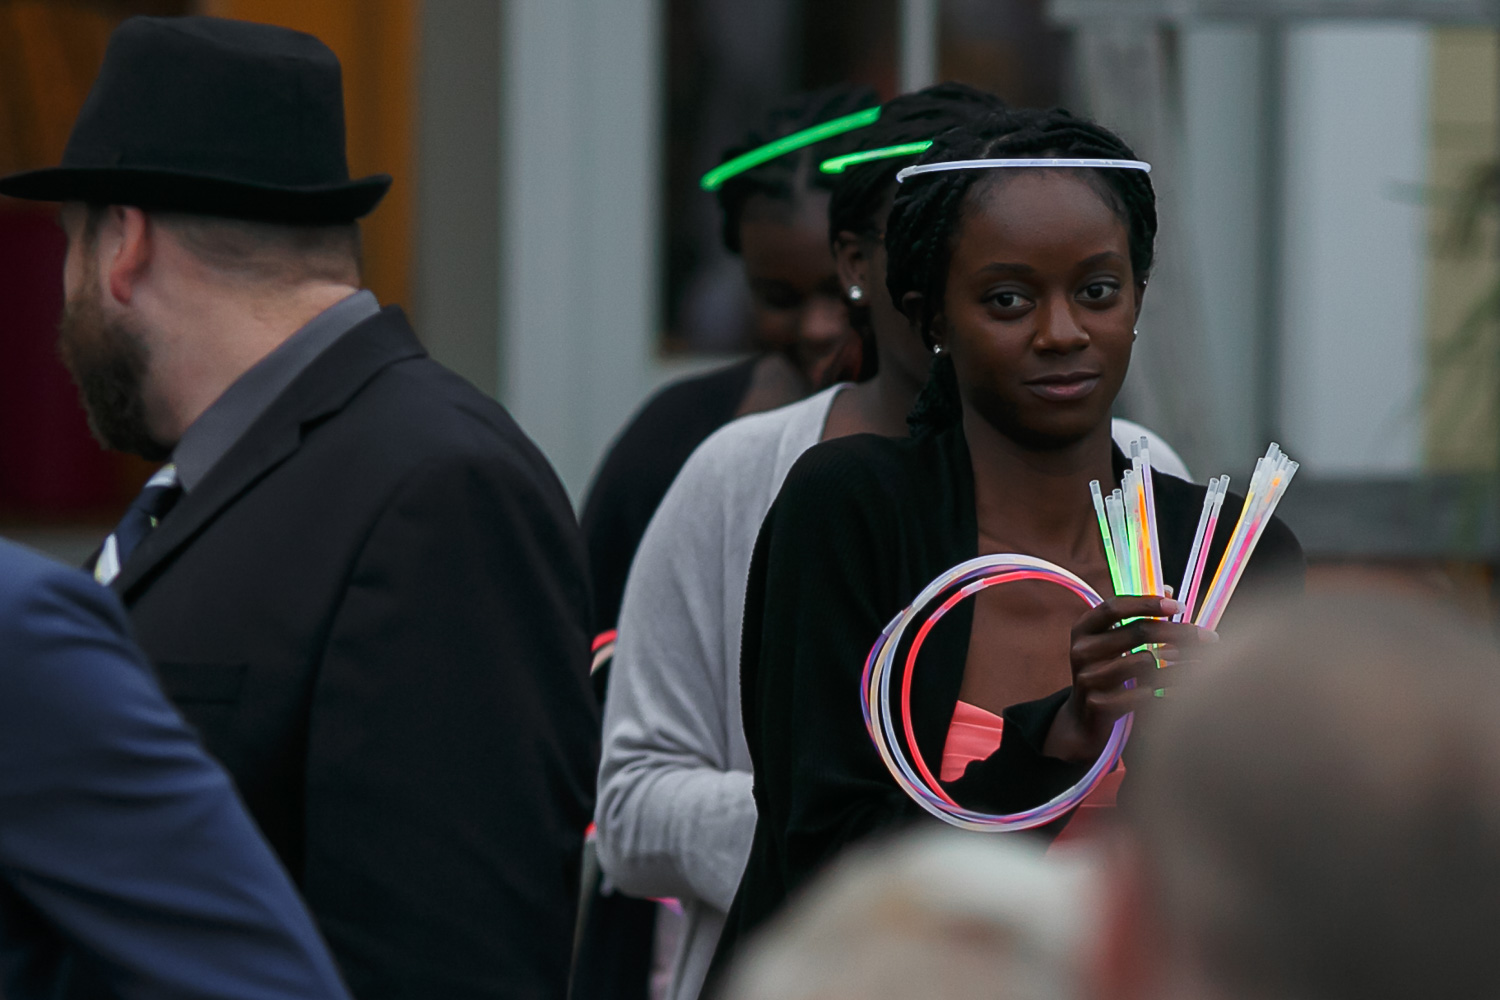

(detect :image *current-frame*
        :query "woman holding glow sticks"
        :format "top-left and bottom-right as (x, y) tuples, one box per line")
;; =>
(712, 107), (1305, 958)
(595, 87), (1192, 1000)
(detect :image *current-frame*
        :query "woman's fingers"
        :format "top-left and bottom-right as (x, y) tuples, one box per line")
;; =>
(1076, 649), (1178, 693)
(1082, 684), (1167, 722)
(1073, 618), (1217, 664)
(1071, 596), (1179, 646)
(1075, 595), (1180, 632)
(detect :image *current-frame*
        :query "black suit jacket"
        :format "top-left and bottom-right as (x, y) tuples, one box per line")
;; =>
(111, 307), (599, 1000)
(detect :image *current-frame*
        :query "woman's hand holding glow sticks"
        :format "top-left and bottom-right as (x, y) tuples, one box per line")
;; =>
(1043, 595), (1218, 761)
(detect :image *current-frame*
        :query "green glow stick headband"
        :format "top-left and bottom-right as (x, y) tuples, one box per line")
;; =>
(700, 106), (882, 192)
(819, 140), (934, 174)
(896, 157), (1152, 183)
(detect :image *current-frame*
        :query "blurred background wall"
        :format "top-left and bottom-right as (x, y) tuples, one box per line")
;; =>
(5, 0), (1500, 601)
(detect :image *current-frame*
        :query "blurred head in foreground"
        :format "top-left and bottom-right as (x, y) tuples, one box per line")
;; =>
(1103, 590), (1500, 1000)
(718, 831), (1088, 1000)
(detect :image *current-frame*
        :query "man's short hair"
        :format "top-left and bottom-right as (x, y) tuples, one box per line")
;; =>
(1129, 591), (1500, 1000)
(84, 205), (361, 286)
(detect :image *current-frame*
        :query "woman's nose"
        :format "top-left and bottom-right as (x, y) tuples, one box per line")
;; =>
(1034, 299), (1090, 353)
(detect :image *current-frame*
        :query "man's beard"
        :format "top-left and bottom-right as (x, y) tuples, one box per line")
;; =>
(57, 275), (172, 461)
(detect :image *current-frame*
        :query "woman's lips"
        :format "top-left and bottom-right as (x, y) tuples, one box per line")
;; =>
(1024, 372), (1101, 401)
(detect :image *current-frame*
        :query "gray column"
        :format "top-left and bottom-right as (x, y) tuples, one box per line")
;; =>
(415, 0), (502, 398)
(500, 0), (663, 499)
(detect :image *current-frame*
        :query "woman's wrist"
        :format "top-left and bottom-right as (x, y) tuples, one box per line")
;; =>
(1042, 690), (1111, 761)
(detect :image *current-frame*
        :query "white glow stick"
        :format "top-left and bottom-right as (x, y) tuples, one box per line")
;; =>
(896, 157), (1153, 183)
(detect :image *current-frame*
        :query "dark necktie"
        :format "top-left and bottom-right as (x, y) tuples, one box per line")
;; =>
(95, 464), (182, 585)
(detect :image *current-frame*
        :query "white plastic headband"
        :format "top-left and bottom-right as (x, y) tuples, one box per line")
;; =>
(895, 157), (1152, 183)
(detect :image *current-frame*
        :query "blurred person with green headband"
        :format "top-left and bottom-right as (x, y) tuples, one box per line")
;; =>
(574, 85), (877, 1000)
(580, 85), (879, 650)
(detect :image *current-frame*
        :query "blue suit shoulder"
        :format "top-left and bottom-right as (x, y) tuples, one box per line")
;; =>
(0, 539), (133, 671)
(0, 538), (101, 609)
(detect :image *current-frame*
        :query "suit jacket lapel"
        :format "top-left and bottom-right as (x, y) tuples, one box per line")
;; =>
(112, 307), (425, 599)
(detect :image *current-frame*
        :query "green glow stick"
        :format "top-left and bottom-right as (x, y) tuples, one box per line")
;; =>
(818, 140), (934, 174)
(700, 106), (882, 191)
(1091, 480), (1125, 594)
(1106, 491), (1131, 595)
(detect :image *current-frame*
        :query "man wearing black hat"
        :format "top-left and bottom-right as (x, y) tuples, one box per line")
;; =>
(0, 16), (598, 1000)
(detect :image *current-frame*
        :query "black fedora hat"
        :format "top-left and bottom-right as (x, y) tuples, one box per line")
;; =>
(0, 16), (390, 224)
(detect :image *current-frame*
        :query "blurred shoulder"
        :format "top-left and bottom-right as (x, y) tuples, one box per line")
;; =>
(0, 540), (106, 618)
(635, 359), (757, 424)
(0, 540), (136, 690)
(682, 386), (841, 481)
(599, 359), (758, 464)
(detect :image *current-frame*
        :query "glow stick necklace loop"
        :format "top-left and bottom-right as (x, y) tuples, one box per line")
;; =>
(864, 440), (1298, 832)
(862, 554), (1131, 833)
(895, 157), (1153, 184)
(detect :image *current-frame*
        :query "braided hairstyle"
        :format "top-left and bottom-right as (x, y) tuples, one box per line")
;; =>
(884, 107), (1158, 434)
(716, 84), (879, 255)
(826, 83), (1005, 380)
(827, 82), (1006, 245)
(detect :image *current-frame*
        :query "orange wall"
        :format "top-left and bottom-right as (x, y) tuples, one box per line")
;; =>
(0, 4), (117, 174)
(198, 0), (418, 308)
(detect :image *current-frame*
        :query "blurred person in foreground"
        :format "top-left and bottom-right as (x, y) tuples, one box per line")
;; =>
(1100, 590), (1500, 1000)
(0, 16), (597, 1000)
(0, 537), (350, 1000)
(717, 831), (1087, 1000)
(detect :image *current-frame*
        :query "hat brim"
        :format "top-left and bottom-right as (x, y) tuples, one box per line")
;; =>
(0, 166), (391, 224)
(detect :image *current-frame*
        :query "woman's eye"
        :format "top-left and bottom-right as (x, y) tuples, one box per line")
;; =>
(1079, 282), (1119, 304)
(989, 291), (1028, 311)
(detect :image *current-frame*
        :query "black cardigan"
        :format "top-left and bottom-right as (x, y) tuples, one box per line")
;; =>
(581, 358), (757, 635)
(715, 421), (1305, 961)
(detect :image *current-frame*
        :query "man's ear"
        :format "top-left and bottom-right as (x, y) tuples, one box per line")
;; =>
(106, 206), (153, 306)
(833, 230), (871, 301)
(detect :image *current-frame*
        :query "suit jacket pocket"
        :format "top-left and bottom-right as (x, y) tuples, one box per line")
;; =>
(154, 661), (247, 760)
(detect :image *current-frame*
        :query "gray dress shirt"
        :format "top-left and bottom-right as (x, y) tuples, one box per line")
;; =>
(172, 290), (380, 491)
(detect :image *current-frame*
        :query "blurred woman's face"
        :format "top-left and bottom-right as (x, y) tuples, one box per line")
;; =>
(933, 171), (1140, 448)
(739, 191), (860, 387)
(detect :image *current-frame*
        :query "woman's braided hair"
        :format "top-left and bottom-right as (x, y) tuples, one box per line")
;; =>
(885, 107), (1158, 435)
(826, 82), (1006, 244)
(715, 84), (880, 254)
(825, 82), (1006, 380)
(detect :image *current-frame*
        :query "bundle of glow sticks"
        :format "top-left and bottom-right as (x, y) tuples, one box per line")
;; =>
(1088, 439), (1297, 628)
(862, 440), (1298, 832)
(1089, 438), (1166, 602)
(1178, 444), (1298, 630)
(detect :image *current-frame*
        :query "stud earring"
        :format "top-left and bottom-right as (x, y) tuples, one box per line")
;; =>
(1133, 327), (1140, 340)
(848, 285), (864, 302)
(931, 344), (943, 356)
